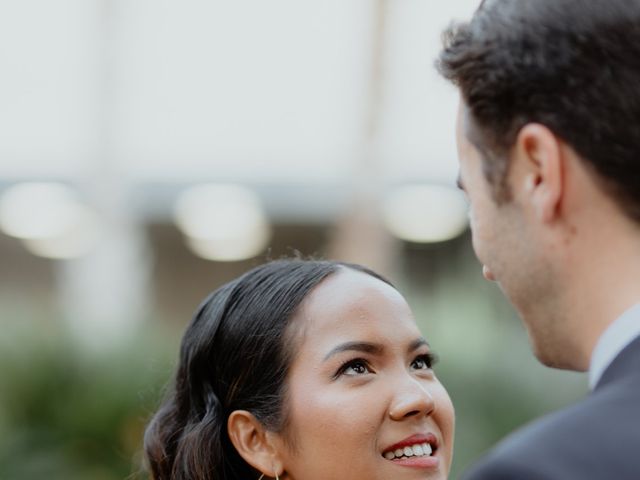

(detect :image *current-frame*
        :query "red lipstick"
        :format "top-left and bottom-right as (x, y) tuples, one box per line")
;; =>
(383, 433), (438, 454)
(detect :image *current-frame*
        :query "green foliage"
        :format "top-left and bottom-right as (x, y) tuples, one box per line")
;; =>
(0, 324), (176, 480)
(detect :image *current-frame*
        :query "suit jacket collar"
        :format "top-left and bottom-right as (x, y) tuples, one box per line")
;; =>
(595, 334), (640, 390)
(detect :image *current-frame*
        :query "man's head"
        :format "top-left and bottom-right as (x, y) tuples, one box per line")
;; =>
(438, 0), (640, 218)
(437, 0), (640, 369)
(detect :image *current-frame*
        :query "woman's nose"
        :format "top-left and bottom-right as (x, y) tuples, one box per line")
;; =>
(388, 377), (435, 421)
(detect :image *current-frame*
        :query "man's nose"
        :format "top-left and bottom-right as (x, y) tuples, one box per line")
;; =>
(388, 376), (435, 421)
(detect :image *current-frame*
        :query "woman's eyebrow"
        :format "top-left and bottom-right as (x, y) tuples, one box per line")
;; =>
(410, 337), (429, 353)
(323, 341), (383, 361)
(323, 338), (429, 361)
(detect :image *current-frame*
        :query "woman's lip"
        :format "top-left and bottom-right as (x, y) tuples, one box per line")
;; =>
(389, 455), (440, 470)
(382, 433), (438, 454)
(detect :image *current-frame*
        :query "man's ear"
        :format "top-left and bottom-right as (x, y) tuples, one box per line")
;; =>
(512, 123), (564, 222)
(227, 410), (284, 478)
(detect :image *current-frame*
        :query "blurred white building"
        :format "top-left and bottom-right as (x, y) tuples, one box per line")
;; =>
(0, 0), (479, 348)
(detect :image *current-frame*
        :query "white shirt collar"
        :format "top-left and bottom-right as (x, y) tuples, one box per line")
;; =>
(589, 303), (640, 390)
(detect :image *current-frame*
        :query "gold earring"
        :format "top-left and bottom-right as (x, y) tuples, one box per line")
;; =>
(258, 474), (280, 480)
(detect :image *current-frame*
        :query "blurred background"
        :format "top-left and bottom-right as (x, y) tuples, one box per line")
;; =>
(0, 1), (587, 478)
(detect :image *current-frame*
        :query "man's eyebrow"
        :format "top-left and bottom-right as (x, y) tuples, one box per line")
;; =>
(323, 338), (429, 361)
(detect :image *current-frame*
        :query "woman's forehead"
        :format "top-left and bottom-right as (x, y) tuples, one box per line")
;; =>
(291, 269), (420, 355)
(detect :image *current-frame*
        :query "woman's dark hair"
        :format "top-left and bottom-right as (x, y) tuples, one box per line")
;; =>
(144, 259), (391, 480)
(437, 0), (640, 220)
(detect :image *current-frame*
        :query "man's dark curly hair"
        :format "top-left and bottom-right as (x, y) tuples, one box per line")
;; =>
(437, 0), (640, 219)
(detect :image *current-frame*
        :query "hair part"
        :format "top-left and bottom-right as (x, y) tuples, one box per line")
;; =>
(144, 259), (391, 480)
(437, 0), (640, 218)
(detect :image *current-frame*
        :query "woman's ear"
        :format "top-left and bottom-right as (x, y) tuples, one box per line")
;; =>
(227, 410), (284, 478)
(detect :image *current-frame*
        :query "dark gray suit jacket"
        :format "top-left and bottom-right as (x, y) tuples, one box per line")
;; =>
(462, 335), (640, 479)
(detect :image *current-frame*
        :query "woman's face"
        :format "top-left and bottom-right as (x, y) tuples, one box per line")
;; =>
(274, 268), (454, 480)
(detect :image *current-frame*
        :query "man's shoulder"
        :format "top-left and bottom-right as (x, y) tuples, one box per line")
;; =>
(462, 380), (640, 479)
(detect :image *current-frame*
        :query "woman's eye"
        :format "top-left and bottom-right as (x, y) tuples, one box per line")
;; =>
(339, 359), (372, 377)
(411, 353), (437, 370)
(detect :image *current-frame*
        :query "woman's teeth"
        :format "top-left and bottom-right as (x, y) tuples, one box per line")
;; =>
(384, 443), (433, 460)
